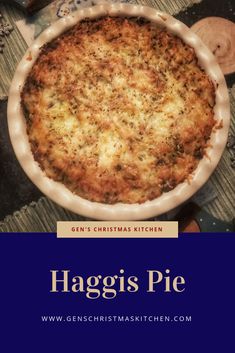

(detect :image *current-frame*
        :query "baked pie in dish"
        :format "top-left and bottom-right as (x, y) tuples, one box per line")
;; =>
(8, 4), (230, 219)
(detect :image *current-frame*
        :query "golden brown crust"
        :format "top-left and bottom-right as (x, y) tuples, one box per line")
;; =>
(21, 17), (216, 204)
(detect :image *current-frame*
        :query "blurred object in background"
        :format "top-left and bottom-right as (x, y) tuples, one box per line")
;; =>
(191, 17), (235, 75)
(1, 0), (55, 15)
(175, 203), (234, 233)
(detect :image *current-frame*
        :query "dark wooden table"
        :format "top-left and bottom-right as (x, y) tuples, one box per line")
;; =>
(0, 0), (234, 221)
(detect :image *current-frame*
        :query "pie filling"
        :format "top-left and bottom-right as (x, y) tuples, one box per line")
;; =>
(21, 17), (216, 204)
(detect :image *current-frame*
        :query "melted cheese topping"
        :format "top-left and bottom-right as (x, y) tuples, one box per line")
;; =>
(21, 17), (216, 204)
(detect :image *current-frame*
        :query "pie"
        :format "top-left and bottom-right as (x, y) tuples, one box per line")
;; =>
(21, 16), (216, 204)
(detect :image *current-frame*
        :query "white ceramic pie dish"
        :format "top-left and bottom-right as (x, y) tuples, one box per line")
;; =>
(8, 3), (230, 220)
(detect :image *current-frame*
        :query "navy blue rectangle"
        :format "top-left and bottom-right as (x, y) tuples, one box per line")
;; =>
(0, 233), (234, 351)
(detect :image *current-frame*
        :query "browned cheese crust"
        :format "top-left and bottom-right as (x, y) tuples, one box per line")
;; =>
(21, 17), (216, 204)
